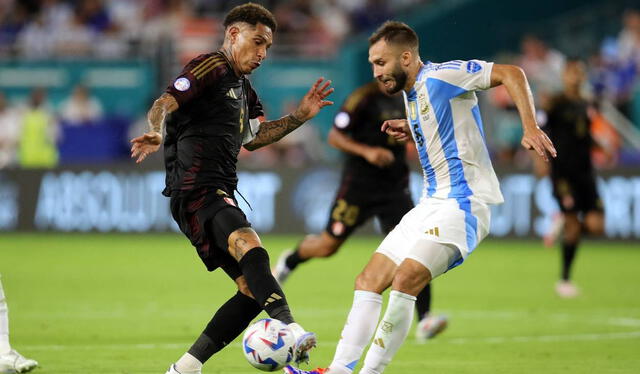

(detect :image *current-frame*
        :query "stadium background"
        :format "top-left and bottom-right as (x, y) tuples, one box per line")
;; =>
(1, 1), (640, 373)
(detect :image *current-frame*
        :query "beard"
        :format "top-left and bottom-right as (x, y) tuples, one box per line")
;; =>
(381, 62), (408, 95)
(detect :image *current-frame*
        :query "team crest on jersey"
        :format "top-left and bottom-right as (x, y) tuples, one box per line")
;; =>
(466, 61), (482, 74)
(223, 197), (236, 207)
(174, 77), (190, 91)
(420, 101), (430, 115)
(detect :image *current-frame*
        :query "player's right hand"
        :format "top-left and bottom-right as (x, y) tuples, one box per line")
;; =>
(381, 119), (410, 142)
(364, 147), (395, 168)
(130, 131), (163, 163)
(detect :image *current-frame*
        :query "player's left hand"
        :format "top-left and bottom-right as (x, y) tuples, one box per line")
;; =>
(130, 131), (162, 163)
(293, 77), (334, 122)
(521, 126), (557, 162)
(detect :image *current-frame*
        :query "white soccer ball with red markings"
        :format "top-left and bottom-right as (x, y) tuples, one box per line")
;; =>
(242, 318), (296, 371)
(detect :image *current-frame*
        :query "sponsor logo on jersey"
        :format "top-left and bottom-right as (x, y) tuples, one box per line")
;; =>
(425, 226), (440, 237)
(466, 61), (482, 74)
(173, 77), (190, 91)
(226, 88), (238, 99)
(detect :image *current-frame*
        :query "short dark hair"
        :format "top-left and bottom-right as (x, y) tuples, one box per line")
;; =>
(224, 3), (277, 33)
(369, 21), (419, 52)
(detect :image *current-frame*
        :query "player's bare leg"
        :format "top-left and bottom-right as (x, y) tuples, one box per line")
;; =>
(557, 213), (581, 298)
(228, 228), (316, 363)
(274, 232), (344, 284)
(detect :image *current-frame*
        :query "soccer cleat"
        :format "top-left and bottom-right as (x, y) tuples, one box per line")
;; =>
(164, 364), (200, 374)
(555, 281), (579, 298)
(415, 315), (448, 342)
(283, 365), (326, 374)
(287, 323), (317, 364)
(273, 249), (294, 285)
(0, 350), (38, 373)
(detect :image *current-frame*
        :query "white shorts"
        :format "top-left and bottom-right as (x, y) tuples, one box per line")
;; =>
(375, 196), (491, 278)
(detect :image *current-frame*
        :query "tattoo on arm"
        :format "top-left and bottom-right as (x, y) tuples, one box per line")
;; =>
(147, 93), (178, 134)
(244, 113), (304, 150)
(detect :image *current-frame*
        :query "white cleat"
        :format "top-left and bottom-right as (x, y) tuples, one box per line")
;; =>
(556, 281), (579, 298)
(0, 350), (38, 373)
(273, 249), (294, 285)
(164, 364), (200, 374)
(287, 322), (317, 364)
(415, 315), (448, 342)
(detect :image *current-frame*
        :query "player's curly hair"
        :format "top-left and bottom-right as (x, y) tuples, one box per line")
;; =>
(369, 21), (418, 52)
(224, 3), (277, 33)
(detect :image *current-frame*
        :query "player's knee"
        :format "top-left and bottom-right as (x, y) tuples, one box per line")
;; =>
(317, 235), (342, 257)
(392, 263), (430, 296)
(355, 270), (384, 293)
(563, 218), (581, 242)
(584, 213), (604, 236)
(228, 227), (262, 259)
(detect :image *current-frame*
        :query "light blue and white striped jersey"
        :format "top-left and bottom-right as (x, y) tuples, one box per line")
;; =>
(403, 59), (504, 205)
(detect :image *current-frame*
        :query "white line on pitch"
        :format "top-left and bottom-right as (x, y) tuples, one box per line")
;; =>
(21, 331), (640, 351)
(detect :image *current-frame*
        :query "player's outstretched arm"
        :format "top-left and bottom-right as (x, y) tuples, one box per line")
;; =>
(244, 77), (334, 151)
(130, 93), (178, 163)
(490, 64), (557, 162)
(328, 128), (394, 168)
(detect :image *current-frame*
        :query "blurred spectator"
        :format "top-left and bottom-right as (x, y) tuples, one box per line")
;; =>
(0, 92), (22, 169)
(59, 84), (103, 125)
(617, 9), (640, 68)
(0, 1), (29, 56)
(16, 13), (55, 59)
(53, 10), (94, 57)
(18, 88), (59, 168)
(518, 35), (566, 107)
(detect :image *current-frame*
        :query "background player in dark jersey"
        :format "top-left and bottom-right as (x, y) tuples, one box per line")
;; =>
(540, 59), (605, 298)
(272, 81), (447, 341)
(130, 4), (334, 374)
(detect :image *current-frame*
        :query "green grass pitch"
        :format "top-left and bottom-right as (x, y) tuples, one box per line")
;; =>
(1, 233), (639, 373)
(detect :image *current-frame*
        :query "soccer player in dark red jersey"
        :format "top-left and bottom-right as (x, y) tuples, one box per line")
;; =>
(539, 59), (605, 298)
(273, 80), (447, 341)
(130, 4), (333, 374)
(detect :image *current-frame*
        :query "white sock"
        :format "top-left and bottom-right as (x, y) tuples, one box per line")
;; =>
(359, 290), (416, 374)
(327, 290), (383, 374)
(0, 279), (12, 354)
(175, 352), (202, 373)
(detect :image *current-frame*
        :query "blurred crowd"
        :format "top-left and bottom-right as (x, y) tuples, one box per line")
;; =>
(483, 8), (640, 169)
(0, 1), (639, 170)
(0, 0), (432, 60)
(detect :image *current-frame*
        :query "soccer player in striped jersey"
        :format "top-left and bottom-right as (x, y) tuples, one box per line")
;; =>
(284, 21), (556, 374)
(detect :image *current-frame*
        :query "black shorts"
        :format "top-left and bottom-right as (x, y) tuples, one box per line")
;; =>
(552, 174), (603, 214)
(170, 187), (251, 279)
(325, 180), (413, 239)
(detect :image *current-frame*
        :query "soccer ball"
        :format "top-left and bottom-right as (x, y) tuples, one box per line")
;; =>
(242, 318), (296, 371)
